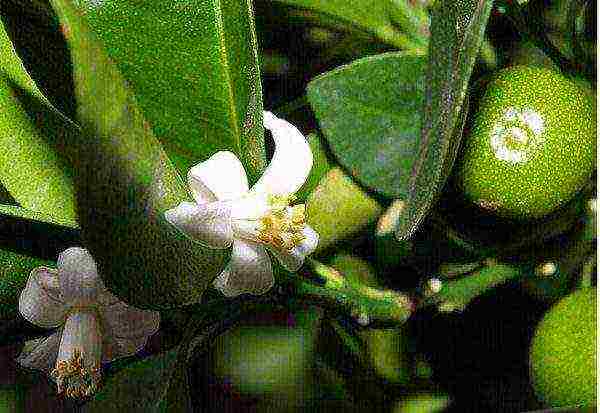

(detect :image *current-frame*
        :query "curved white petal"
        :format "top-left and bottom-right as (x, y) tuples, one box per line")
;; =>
(17, 332), (61, 374)
(164, 201), (234, 249)
(213, 240), (274, 297)
(57, 247), (101, 306)
(229, 194), (270, 221)
(269, 225), (319, 272)
(19, 267), (68, 329)
(101, 301), (160, 343)
(53, 311), (103, 398)
(251, 111), (313, 196)
(188, 151), (249, 202)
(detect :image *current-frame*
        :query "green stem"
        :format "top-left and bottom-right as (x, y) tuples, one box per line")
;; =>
(418, 261), (524, 312)
(288, 259), (414, 326)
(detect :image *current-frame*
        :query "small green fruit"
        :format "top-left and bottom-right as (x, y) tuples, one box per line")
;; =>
(457, 66), (596, 219)
(529, 288), (597, 408)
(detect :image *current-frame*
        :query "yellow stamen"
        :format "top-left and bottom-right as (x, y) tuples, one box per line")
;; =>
(51, 348), (100, 399)
(258, 197), (307, 251)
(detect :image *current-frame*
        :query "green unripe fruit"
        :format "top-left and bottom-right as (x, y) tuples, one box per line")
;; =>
(529, 288), (597, 408)
(457, 66), (596, 219)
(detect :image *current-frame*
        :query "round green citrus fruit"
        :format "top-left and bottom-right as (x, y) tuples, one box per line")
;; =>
(529, 288), (597, 408)
(457, 66), (596, 219)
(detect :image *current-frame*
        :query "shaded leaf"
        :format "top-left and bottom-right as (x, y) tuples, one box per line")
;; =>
(73, 0), (266, 182)
(0, 21), (77, 222)
(83, 349), (180, 413)
(308, 52), (427, 198)
(271, 0), (429, 52)
(48, 0), (227, 309)
(396, 0), (494, 240)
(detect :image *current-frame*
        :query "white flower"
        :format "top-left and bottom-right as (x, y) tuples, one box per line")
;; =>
(165, 111), (319, 297)
(17, 247), (160, 399)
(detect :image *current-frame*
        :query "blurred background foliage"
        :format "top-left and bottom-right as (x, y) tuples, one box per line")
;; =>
(0, 0), (596, 411)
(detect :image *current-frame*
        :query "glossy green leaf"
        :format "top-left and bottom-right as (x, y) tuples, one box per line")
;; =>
(0, 204), (78, 229)
(48, 0), (227, 309)
(395, 0), (494, 240)
(308, 52), (427, 198)
(271, 0), (429, 52)
(73, 0), (266, 182)
(0, 21), (78, 223)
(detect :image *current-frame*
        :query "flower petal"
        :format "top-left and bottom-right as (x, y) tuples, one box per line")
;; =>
(17, 332), (61, 374)
(269, 225), (319, 272)
(164, 201), (234, 249)
(54, 311), (103, 397)
(102, 336), (150, 362)
(19, 267), (68, 329)
(188, 151), (249, 202)
(101, 300), (160, 342)
(213, 240), (274, 297)
(250, 111), (313, 196)
(57, 247), (102, 306)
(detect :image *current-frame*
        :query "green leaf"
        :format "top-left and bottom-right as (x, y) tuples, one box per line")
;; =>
(0, 204), (77, 229)
(395, 0), (494, 240)
(271, 0), (429, 52)
(72, 0), (266, 182)
(0, 21), (78, 223)
(48, 0), (228, 309)
(307, 52), (427, 198)
(83, 349), (180, 413)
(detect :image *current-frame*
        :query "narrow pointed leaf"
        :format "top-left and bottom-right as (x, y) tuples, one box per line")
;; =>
(71, 0), (266, 182)
(47, 0), (227, 309)
(395, 0), (494, 240)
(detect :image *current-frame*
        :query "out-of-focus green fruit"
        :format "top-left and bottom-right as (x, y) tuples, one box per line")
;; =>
(457, 66), (596, 219)
(529, 288), (597, 408)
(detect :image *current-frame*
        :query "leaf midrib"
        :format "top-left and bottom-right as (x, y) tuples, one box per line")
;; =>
(213, 0), (242, 154)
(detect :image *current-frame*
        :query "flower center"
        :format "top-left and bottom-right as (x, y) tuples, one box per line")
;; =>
(51, 348), (100, 399)
(257, 195), (307, 250)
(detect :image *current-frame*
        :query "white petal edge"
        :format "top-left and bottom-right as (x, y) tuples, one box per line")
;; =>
(164, 201), (234, 249)
(269, 225), (319, 272)
(57, 247), (101, 306)
(213, 239), (274, 297)
(17, 332), (61, 374)
(19, 267), (68, 329)
(250, 111), (313, 197)
(188, 151), (249, 203)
